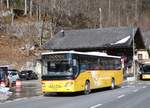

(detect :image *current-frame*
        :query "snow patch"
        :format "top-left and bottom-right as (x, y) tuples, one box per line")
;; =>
(0, 86), (12, 95)
(111, 36), (131, 45)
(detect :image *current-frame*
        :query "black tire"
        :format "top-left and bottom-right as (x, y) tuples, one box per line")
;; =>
(111, 79), (115, 90)
(84, 81), (90, 95)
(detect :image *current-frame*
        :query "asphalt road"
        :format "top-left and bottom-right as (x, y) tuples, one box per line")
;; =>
(0, 81), (150, 108)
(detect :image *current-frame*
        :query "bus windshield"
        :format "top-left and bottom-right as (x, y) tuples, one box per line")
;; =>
(142, 65), (150, 73)
(46, 60), (73, 76)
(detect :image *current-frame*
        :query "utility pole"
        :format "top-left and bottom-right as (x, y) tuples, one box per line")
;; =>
(132, 28), (136, 80)
(99, 8), (102, 28)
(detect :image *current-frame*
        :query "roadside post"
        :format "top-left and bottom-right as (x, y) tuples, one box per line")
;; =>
(16, 80), (22, 87)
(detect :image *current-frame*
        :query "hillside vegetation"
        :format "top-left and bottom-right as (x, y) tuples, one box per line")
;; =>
(1, 0), (150, 30)
(0, 0), (150, 69)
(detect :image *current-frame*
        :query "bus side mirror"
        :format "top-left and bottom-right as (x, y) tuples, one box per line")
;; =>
(138, 70), (141, 74)
(138, 68), (142, 74)
(73, 59), (77, 66)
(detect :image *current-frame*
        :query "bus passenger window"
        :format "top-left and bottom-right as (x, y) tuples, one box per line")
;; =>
(80, 64), (87, 72)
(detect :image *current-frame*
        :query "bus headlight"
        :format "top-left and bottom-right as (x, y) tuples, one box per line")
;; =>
(65, 82), (73, 87)
(42, 82), (46, 87)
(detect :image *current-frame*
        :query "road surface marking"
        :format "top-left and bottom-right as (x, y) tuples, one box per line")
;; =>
(133, 89), (138, 92)
(90, 104), (103, 108)
(143, 86), (146, 89)
(126, 85), (136, 88)
(121, 86), (125, 88)
(129, 82), (134, 85)
(118, 94), (125, 99)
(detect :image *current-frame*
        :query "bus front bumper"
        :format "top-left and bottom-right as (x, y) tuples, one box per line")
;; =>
(141, 74), (150, 79)
(41, 80), (75, 93)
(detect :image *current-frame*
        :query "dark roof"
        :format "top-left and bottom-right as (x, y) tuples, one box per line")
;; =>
(143, 31), (150, 49)
(43, 27), (141, 50)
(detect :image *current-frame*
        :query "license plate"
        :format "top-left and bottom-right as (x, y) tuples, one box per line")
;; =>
(49, 84), (61, 88)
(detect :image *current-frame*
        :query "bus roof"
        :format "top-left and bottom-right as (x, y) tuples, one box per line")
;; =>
(142, 62), (150, 65)
(41, 51), (121, 59)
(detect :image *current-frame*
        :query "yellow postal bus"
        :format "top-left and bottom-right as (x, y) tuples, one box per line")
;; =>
(41, 51), (123, 94)
(139, 62), (150, 80)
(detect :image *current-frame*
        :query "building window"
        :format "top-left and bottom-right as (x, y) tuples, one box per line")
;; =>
(138, 54), (143, 60)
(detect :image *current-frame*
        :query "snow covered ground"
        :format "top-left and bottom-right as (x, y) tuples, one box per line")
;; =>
(0, 86), (12, 102)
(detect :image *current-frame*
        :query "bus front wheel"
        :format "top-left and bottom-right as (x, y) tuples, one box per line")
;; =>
(84, 81), (90, 95)
(111, 79), (115, 90)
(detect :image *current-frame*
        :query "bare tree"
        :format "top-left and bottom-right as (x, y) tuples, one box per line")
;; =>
(6, 0), (9, 9)
(108, 0), (111, 25)
(118, 5), (121, 27)
(24, 0), (27, 15)
(40, 18), (45, 47)
(135, 0), (139, 26)
(30, 0), (33, 17)
(99, 8), (102, 28)
(49, 21), (54, 39)
(0, 0), (3, 10)
(38, 5), (41, 21)
(11, 8), (14, 26)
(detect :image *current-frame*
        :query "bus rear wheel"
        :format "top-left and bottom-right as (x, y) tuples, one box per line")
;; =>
(84, 81), (90, 95)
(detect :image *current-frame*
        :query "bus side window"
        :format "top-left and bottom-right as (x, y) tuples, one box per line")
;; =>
(72, 59), (79, 77)
(80, 64), (87, 72)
